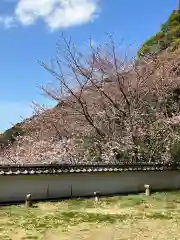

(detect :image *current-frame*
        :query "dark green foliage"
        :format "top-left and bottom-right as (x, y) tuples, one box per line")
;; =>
(170, 139), (180, 162)
(138, 10), (180, 57)
(161, 21), (170, 33)
(0, 123), (24, 147)
(163, 88), (180, 117)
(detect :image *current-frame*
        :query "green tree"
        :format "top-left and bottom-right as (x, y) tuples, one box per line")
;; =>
(0, 123), (24, 147)
(137, 10), (180, 57)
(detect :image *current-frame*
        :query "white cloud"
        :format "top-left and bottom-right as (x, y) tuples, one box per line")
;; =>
(44, 0), (98, 30)
(0, 0), (99, 30)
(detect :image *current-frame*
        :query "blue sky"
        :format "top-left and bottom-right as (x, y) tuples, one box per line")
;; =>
(0, 0), (177, 132)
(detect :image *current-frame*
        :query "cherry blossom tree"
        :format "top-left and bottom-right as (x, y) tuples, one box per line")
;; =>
(1, 36), (180, 164)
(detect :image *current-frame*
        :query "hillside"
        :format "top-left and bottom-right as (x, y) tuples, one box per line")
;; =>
(3, 8), (180, 151)
(138, 10), (180, 57)
(0, 123), (25, 147)
(1, 46), (180, 165)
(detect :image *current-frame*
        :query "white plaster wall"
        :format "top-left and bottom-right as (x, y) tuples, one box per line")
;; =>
(70, 171), (180, 196)
(0, 171), (180, 202)
(0, 176), (47, 202)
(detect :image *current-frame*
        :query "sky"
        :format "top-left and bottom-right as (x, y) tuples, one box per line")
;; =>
(0, 0), (178, 132)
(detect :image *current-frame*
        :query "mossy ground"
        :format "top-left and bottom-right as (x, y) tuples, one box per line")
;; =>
(1, 191), (180, 239)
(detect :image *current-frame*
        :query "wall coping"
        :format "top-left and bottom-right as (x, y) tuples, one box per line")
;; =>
(0, 162), (179, 175)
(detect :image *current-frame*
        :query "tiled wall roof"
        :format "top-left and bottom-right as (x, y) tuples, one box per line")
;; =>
(0, 162), (179, 176)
